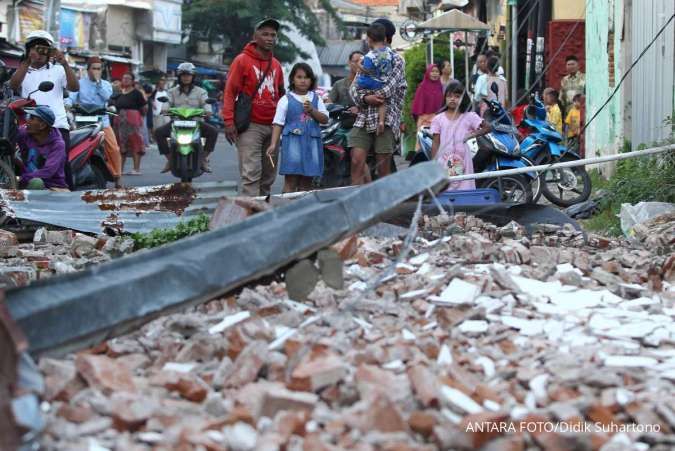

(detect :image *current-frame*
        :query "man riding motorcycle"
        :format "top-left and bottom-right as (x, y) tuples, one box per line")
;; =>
(154, 62), (218, 173)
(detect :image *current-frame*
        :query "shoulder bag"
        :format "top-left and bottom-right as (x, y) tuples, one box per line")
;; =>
(234, 60), (271, 133)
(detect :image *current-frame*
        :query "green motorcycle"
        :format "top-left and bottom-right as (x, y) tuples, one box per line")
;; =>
(158, 97), (216, 182)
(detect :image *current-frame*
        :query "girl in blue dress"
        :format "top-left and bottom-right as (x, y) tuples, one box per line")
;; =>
(267, 63), (329, 193)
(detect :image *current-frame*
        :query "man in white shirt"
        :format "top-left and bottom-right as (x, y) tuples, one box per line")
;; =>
(10, 30), (79, 188)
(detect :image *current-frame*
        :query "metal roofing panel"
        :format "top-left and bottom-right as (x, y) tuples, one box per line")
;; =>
(0, 181), (238, 235)
(630, 1), (674, 149)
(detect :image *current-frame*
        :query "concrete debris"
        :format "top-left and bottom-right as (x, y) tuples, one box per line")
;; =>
(7, 209), (675, 450)
(0, 228), (133, 290)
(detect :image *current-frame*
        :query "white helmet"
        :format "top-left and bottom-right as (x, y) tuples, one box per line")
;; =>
(26, 30), (56, 48)
(177, 62), (196, 75)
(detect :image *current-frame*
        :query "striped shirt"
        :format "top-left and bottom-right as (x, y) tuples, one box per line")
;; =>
(350, 50), (407, 140)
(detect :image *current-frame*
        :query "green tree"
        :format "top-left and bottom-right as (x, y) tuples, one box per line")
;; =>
(183, 0), (340, 63)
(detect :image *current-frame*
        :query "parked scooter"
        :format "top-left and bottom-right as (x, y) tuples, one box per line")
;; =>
(318, 103), (397, 188)
(0, 81), (47, 188)
(319, 104), (354, 188)
(519, 95), (591, 207)
(69, 104), (113, 189)
(157, 96), (216, 183)
(412, 90), (538, 204)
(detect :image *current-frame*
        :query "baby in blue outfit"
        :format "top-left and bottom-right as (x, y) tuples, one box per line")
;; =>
(355, 23), (394, 135)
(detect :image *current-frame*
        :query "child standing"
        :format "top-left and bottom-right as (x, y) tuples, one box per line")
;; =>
(267, 63), (328, 193)
(565, 93), (583, 150)
(543, 87), (563, 135)
(354, 23), (395, 135)
(430, 81), (489, 191)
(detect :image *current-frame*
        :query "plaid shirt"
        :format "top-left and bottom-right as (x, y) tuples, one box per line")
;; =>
(350, 50), (407, 140)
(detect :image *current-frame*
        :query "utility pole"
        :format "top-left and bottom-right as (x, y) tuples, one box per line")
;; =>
(43, 0), (61, 47)
(509, 0), (518, 104)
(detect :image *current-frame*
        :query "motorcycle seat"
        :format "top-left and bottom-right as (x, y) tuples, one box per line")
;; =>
(69, 125), (97, 149)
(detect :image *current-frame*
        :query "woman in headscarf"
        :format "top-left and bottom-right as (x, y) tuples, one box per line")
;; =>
(411, 64), (444, 154)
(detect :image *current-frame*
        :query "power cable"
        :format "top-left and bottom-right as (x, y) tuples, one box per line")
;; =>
(580, 12), (675, 137)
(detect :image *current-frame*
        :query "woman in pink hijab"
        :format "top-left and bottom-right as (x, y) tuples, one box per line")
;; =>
(411, 64), (444, 153)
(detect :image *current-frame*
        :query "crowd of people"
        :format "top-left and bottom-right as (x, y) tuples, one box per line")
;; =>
(6, 17), (586, 196)
(407, 49), (585, 148)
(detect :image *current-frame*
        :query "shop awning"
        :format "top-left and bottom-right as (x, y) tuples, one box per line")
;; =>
(101, 54), (141, 65)
(419, 8), (490, 32)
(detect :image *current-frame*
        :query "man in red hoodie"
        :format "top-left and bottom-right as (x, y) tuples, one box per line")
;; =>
(223, 18), (285, 196)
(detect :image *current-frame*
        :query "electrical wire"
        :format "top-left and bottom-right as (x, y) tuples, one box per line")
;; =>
(533, 11), (674, 195)
(513, 0), (590, 107)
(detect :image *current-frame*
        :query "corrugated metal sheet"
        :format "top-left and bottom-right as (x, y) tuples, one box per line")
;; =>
(0, 181), (238, 235)
(631, 1), (675, 149)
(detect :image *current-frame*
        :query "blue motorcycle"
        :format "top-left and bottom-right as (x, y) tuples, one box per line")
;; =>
(413, 97), (539, 204)
(520, 96), (591, 207)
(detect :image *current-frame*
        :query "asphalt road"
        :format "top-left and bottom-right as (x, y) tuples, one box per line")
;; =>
(121, 133), (285, 193)
(122, 131), (410, 192)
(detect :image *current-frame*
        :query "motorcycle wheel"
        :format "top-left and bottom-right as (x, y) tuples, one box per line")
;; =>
(178, 155), (192, 183)
(541, 155), (592, 207)
(480, 175), (533, 204)
(521, 156), (542, 203)
(0, 159), (17, 189)
(91, 164), (107, 189)
(319, 151), (346, 188)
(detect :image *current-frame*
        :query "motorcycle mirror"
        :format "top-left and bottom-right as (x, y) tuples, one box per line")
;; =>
(490, 82), (499, 98)
(205, 98), (217, 105)
(38, 81), (54, 92)
(156, 96), (169, 103)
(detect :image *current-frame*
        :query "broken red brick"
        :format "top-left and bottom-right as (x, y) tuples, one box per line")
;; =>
(39, 358), (87, 402)
(289, 349), (346, 392)
(532, 432), (583, 451)
(355, 364), (411, 402)
(166, 377), (208, 402)
(75, 354), (136, 394)
(0, 229), (18, 246)
(274, 410), (310, 440)
(407, 365), (440, 407)
(332, 235), (359, 261)
(480, 435), (525, 451)
(585, 404), (618, 428)
(56, 403), (94, 423)
(549, 386), (582, 402)
(223, 340), (267, 388)
(260, 386), (318, 419)
(475, 384), (503, 405)
(408, 410), (436, 437)
(360, 393), (408, 433)
(460, 411), (510, 448)
(110, 393), (158, 431)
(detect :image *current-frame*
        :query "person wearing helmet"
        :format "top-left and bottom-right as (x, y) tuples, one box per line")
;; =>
(9, 30), (79, 189)
(154, 62), (218, 173)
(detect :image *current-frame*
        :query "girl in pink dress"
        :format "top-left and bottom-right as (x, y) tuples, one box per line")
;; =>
(430, 81), (489, 190)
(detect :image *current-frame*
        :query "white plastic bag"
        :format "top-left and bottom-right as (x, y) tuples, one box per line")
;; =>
(620, 202), (675, 238)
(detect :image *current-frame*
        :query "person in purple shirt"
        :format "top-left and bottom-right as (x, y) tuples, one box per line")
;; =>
(17, 105), (68, 189)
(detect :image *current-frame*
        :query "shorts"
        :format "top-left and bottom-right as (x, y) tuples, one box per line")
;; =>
(348, 126), (395, 154)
